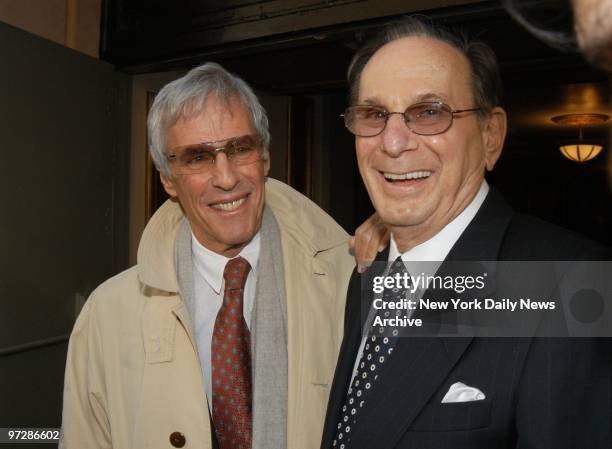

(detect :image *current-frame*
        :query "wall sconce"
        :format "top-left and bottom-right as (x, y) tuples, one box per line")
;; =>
(551, 113), (609, 162)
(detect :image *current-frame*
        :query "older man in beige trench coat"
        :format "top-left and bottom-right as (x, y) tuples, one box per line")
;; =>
(59, 63), (355, 449)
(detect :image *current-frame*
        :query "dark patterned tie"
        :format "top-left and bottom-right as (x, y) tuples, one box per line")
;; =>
(212, 257), (252, 449)
(332, 256), (408, 449)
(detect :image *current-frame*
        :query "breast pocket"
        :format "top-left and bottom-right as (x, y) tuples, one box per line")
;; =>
(411, 397), (492, 432)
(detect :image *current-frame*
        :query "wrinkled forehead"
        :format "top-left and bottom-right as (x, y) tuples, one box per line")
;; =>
(358, 36), (474, 106)
(164, 95), (255, 149)
(165, 94), (252, 135)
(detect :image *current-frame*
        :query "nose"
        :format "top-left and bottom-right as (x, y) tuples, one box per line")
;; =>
(211, 153), (240, 190)
(381, 113), (417, 157)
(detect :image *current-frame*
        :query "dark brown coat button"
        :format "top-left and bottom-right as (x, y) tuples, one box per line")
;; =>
(169, 431), (186, 448)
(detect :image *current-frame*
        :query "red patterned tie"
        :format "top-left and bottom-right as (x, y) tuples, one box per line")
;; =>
(212, 256), (252, 449)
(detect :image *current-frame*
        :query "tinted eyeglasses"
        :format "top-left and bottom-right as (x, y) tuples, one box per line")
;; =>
(341, 101), (481, 137)
(166, 134), (263, 175)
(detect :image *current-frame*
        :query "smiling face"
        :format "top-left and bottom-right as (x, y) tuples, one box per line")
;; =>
(355, 36), (506, 251)
(160, 95), (269, 257)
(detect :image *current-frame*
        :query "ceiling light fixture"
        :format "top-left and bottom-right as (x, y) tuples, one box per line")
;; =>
(551, 113), (609, 162)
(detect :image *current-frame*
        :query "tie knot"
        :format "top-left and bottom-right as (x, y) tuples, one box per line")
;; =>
(223, 256), (251, 290)
(389, 256), (407, 276)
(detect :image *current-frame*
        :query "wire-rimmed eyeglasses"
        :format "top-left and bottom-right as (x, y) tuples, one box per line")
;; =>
(341, 101), (481, 137)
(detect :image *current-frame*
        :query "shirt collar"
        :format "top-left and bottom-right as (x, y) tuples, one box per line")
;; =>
(191, 231), (261, 294)
(389, 180), (489, 263)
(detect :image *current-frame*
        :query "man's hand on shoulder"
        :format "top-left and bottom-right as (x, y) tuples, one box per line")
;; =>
(350, 212), (389, 273)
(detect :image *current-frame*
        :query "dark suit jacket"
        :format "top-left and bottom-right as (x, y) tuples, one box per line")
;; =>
(321, 188), (611, 449)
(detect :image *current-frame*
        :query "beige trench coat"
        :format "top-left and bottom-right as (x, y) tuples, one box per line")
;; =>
(60, 178), (354, 449)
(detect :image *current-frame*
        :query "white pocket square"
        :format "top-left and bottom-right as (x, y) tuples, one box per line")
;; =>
(441, 382), (486, 403)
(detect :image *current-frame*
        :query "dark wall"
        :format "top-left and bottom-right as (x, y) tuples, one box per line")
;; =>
(0, 20), (130, 442)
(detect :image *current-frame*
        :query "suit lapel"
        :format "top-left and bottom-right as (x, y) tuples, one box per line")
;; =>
(445, 187), (514, 262)
(351, 336), (473, 449)
(345, 189), (515, 449)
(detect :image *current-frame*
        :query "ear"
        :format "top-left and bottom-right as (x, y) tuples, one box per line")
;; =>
(160, 172), (178, 198)
(263, 158), (270, 177)
(482, 106), (507, 171)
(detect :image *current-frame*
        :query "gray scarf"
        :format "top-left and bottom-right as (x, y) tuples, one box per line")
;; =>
(175, 205), (288, 449)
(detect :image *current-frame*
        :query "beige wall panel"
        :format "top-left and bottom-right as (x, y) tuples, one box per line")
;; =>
(66, 0), (101, 58)
(0, 0), (101, 57)
(0, 0), (67, 45)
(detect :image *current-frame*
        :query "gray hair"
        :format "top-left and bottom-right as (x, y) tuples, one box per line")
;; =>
(347, 16), (503, 122)
(148, 62), (270, 177)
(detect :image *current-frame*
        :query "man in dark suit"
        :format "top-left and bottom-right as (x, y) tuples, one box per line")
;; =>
(321, 17), (611, 449)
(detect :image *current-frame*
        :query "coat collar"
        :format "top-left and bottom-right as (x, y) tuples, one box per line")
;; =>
(263, 178), (348, 256)
(137, 199), (184, 293)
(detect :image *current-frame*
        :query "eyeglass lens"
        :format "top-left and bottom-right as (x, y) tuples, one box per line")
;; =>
(345, 102), (455, 137)
(168, 135), (262, 174)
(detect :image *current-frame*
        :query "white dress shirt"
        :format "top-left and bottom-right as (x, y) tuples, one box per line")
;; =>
(191, 232), (261, 409)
